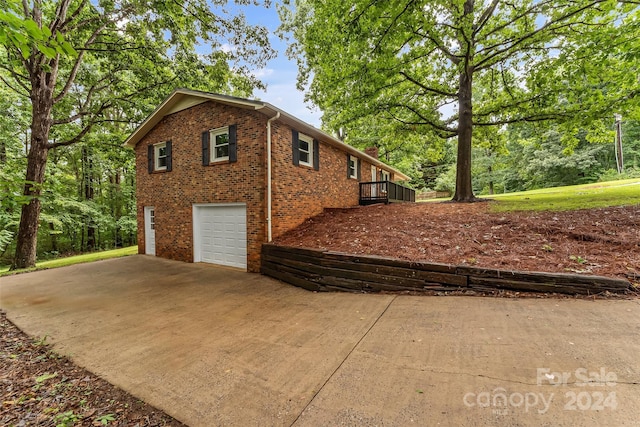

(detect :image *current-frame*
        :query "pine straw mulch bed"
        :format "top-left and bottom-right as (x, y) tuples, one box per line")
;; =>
(274, 202), (640, 286)
(0, 311), (185, 427)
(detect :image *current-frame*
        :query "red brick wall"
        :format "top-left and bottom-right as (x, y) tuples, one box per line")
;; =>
(270, 122), (380, 238)
(135, 101), (267, 272)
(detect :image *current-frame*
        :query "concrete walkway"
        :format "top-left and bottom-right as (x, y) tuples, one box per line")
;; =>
(1, 256), (639, 426)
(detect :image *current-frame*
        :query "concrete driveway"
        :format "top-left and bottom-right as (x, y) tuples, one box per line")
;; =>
(1, 255), (639, 426)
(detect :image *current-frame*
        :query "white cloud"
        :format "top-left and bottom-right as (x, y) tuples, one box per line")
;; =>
(254, 82), (322, 128)
(116, 18), (129, 30)
(251, 68), (275, 78)
(221, 43), (236, 53)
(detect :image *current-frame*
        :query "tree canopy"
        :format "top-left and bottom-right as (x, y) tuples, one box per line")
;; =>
(281, 0), (640, 201)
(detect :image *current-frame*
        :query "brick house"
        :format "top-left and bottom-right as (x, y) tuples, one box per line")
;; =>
(124, 89), (410, 272)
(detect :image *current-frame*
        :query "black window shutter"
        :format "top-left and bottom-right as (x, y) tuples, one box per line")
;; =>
(313, 139), (319, 171)
(346, 153), (350, 178)
(292, 130), (299, 166)
(165, 140), (172, 172)
(229, 124), (237, 163)
(201, 131), (210, 166)
(147, 145), (154, 173)
(356, 158), (361, 180)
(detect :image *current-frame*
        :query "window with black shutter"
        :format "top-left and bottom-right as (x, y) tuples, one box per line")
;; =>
(348, 155), (359, 179)
(292, 130), (317, 169)
(202, 125), (237, 165)
(148, 141), (171, 173)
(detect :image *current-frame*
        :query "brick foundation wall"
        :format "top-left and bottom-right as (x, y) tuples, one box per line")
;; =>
(135, 101), (267, 272)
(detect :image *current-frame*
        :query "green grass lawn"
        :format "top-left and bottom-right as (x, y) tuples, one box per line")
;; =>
(0, 246), (138, 277)
(486, 178), (640, 212)
(420, 178), (640, 212)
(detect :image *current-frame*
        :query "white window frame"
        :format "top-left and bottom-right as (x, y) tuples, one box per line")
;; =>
(349, 155), (358, 179)
(298, 133), (313, 167)
(210, 126), (230, 162)
(154, 142), (167, 171)
(149, 208), (155, 230)
(380, 170), (390, 192)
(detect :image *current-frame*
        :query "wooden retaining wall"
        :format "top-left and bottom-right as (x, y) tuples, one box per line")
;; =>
(261, 244), (631, 296)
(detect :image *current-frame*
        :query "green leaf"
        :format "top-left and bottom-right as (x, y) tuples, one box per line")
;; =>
(37, 43), (57, 58)
(0, 230), (13, 253)
(35, 372), (58, 383)
(12, 31), (27, 45)
(60, 40), (76, 56)
(19, 43), (31, 59)
(22, 19), (42, 39)
(41, 25), (52, 39)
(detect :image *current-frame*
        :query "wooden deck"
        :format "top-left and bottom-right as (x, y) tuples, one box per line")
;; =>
(359, 181), (416, 205)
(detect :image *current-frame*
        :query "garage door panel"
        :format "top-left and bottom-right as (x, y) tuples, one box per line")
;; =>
(194, 204), (247, 269)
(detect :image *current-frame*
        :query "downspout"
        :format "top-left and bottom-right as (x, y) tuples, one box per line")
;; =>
(266, 112), (280, 242)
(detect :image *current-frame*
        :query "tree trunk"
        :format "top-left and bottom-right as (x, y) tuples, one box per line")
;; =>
(488, 162), (494, 195)
(11, 59), (56, 269)
(12, 99), (52, 269)
(452, 69), (476, 202)
(83, 146), (96, 251)
(128, 172), (136, 246)
(49, 222), (58, 252)
(111, 172), (123, 247)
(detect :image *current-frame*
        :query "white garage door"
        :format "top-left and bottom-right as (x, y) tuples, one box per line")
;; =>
(193, 204), (247, 269)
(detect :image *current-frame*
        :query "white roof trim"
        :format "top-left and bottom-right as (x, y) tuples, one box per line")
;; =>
(123, 88), (410, 181)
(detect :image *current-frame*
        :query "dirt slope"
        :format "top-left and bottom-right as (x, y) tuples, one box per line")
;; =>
(274, 202), (639, 282)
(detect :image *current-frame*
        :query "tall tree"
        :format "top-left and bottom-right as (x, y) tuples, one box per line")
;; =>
(1, 0), (274, 269)
(281, 0), (640, 201)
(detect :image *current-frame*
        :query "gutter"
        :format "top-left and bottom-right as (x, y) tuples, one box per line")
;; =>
(266, 111), (280, 242)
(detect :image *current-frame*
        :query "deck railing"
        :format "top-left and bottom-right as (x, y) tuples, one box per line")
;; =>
(359, 181), (416, 205)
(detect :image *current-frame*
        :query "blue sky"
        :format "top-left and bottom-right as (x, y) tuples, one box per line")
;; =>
(232, 1), (323, 127)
